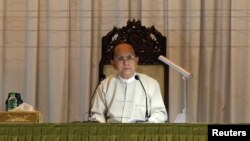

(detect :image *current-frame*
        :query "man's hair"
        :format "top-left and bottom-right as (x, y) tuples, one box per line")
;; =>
(111, 41), (138, 60)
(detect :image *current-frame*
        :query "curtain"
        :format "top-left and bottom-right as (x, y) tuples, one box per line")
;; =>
(0, 0), (250, 123)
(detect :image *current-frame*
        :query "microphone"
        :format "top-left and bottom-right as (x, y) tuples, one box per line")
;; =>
(134, 75), (150, 121)
(88, 74), (106, 122)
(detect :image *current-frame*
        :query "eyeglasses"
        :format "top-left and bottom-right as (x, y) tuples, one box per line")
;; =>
(114, 55), (136, 63)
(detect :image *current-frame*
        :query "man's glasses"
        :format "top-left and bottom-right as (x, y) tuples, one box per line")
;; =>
(114, 55), (136, 63)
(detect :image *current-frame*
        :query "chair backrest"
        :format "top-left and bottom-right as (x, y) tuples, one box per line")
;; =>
(99, 19), (169, 110)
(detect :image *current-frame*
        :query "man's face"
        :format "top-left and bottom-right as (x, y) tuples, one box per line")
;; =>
(111, 43), (139, 79)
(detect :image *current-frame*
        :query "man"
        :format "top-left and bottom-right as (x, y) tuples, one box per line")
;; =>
(91, 42), (168, 123)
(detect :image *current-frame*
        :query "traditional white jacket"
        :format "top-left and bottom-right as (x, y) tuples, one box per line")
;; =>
(91, 73), (168, 123)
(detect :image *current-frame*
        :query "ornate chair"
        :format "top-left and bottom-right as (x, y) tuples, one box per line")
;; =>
(99, 19), (169, 111)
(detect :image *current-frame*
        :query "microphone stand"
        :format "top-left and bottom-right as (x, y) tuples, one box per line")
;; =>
(158, 55), (192, 123)
(135, 75), (149, 121)
(88, 74), (106, 122)
(88, 83), (100, 122)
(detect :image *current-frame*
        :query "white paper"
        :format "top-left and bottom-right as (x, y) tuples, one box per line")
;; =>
(10, 103), (35, 111)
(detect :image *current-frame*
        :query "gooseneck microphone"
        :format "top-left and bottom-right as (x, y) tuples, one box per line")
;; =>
(135, 75), (150, 121)
(88, 74), (106, 122)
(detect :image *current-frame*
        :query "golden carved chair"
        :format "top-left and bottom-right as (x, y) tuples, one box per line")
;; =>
(99, 19), (169, 111)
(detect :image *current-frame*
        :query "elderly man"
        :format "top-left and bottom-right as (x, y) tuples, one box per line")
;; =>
(91, 42), (168, 123)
